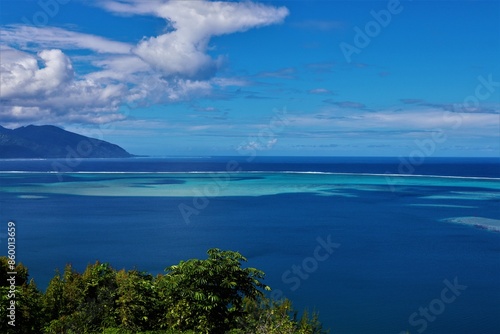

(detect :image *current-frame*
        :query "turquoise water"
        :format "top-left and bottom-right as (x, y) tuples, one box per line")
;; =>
(0, 161), (499, 333)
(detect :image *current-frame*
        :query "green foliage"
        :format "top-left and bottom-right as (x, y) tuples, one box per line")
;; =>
(0, 250), (330, 334)
(115, 269), (158, 331)
(0, 258), (44, 333)
(81, 262), (119, 329)
(43, 264), (84, 324)
(235, 297), (328, 334)
(43, 261), (119, 333)
(157, 248), (269, 333)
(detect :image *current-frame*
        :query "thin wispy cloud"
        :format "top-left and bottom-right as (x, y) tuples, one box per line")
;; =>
(324, 100), (367, 109)
(400, 98), (425, 105)
(308, 88), (335, 95)
(305, 62), (336, 74)
(258, 67), (297, 79)
(1, 25), (133, 54)
(1, 0), (497, 156)
(0, 0), (289, 125)
(101, 0), (288, 79)
(284, 109), (499, 137)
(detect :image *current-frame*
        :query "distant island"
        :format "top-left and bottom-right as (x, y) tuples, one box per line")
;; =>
(0, 125), (132, 159)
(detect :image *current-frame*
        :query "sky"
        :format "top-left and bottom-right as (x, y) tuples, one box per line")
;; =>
(1, 0), (499, 157)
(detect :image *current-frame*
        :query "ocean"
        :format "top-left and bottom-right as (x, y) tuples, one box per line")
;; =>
(0, 157), (499, 333)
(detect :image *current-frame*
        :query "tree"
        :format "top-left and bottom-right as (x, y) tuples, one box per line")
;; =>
(157, 248), (270, 333)
(80, 261), (119, 330)
(43, 264), (84, 320)
(0, 258), (44, 333)
(115, 269), (158, 332)
(43, 261), (118, 333)
(43, 263), (86, 333)
(235, 297), (328, 334)
(0, 253), (330, 333)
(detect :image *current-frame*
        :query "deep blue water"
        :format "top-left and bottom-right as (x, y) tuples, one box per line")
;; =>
(0, 156), (499, 177)
(0, 157), (499, 333)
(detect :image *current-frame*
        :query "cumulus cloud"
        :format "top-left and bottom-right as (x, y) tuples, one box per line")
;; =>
(0, 46), (126, 124)
(0, 0), (289, 125)
(101, 0), (289, 79)
(1, 48), (73, 99)
(87, 55), (151, 82)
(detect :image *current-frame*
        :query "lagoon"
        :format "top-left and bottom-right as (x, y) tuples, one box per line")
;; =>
(0, 157), (499, 333)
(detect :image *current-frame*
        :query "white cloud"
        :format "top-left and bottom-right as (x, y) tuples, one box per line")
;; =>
(0, 47), (73, 99)
(0, 0), (289, 125)
(284, 108), (500, 138)
(0, 106), (51, 123)
(87, 55), (151, 82)
(258, 67), (296, 79)
(1, 25), (132, 54)
(211, 77), (251, 87)
(237, 138), (278, 152)
(0, 47), (126, 124)
(309, 88), (333, 95)
(102, 0), (289, 78)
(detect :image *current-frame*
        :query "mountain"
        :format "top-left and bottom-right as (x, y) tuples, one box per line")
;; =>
(0, 125), (133, 159)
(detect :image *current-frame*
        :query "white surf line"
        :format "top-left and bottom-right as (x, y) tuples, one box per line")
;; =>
(1, 170), (499, 180)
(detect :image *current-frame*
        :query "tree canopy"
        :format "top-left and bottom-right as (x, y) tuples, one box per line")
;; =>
(0, 249), (329, 334)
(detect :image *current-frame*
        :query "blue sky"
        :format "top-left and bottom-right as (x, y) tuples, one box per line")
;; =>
(1, 0), (499, 156)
